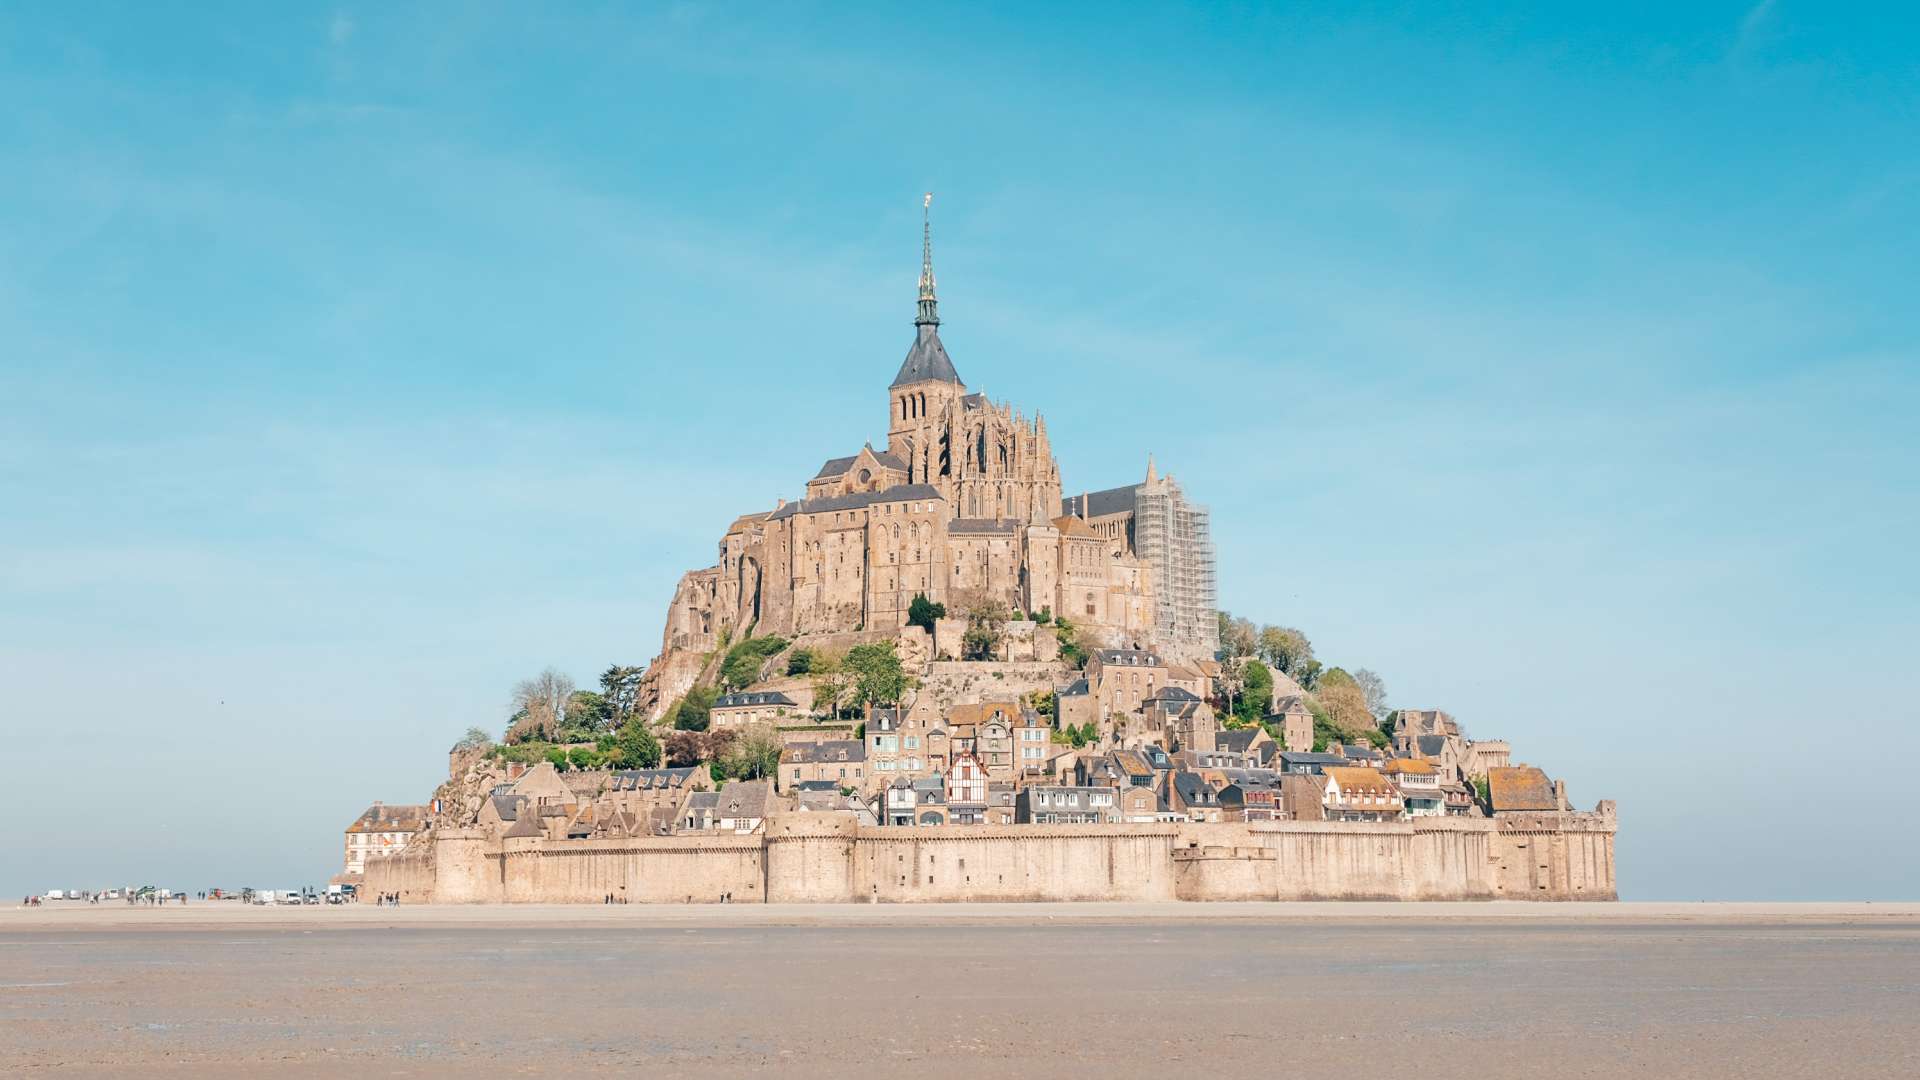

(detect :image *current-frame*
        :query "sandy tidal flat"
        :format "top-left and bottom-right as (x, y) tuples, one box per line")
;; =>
(4, 902), (1917, 1077)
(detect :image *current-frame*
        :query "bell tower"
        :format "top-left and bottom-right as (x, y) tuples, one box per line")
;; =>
(888, 193), (965, 472)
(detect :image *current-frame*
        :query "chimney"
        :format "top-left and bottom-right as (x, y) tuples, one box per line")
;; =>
(1553, 779), (1569, 811)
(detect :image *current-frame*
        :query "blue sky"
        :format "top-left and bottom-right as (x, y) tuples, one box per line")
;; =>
(3, 2), (1915, 900)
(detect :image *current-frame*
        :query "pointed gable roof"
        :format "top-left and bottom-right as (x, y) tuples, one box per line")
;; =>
(892, 324), (962, 388)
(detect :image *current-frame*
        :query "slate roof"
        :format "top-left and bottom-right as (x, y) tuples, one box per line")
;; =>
(1148, 685), (1200, 703)
(766, 483), (945, 521)
(1269, 694), (1312, 715)
(783, 740), (866, 764)
(1216, 729), (1265, 755)
(1277, 752), (1348, 773)
(892, 324), (962, 388)
(1095, 648), (1163, 666)
(812, 455), (860, 480)
(813, 448), (908, 479)
(609, 766), (705, 791)
(1062, 484), (1139, 520)
(714, 691), (797, 708)
(1059, 678), (1090, 697)
(1415, 735), (1448, 758)
(1170, 771), (1216, 807)
(1487, 766), (1558, 812)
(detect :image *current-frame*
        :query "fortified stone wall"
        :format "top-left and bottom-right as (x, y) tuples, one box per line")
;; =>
(367, 812), (1616, 903)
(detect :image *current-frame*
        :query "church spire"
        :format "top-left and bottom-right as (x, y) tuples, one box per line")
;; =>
(916, 192), (939, 327)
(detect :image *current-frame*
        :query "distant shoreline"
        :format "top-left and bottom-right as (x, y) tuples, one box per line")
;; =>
(5, 900), (1915, 932)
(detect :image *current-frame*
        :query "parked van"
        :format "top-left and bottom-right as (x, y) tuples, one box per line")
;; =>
(253, 890), (275, 905)
(45, 890), (65, 901)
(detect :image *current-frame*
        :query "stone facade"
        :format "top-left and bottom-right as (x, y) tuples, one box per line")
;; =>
(637, 214), (1180, 718)
(365, 806), (1618, 904)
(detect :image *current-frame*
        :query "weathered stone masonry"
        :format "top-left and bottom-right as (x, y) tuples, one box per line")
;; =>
(367, 805), (1617, 903)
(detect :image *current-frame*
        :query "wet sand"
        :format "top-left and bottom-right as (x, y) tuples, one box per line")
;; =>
(5, 903), (1917, 1077)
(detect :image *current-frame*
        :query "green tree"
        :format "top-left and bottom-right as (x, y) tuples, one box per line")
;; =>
(846, 641), (910, 708)
(809, 650), (852, 719)
(559, 690), (613, 741)
(566, 746), (601, 770)
(1054, 617), (1087, 669)
(613, 720), (662, 769)
(452, 726), (493, 753)
(719, 724), (784, 781)
(906, 593), (947, 632)
(598, 664), (646, 725)
(1026, 689), (1056, 719)
(786, 648), (814, 676)
(962, 601), (1009, 660)
(670, 686), (717, 732)
(1257, 625), (1316, 683)
(1032, 607), (1052, 625)
(544, 746), (570, 770)
(1313, 668), (1375, 740)
(720, 636), (789, 692)
(1238, 659), (1274, 722)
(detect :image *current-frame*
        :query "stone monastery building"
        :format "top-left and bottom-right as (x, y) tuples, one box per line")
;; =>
(657, 201), (1218, 666)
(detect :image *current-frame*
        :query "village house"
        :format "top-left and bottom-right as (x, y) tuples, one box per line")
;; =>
(1383, 758), (1445, 817)
(1265, 694), (1315, 753)
(1012, 706), (1053, 778)
(1337, 743), (1386, 767)
(985, 780), (1018, 824)
(948, 701), (1018, 776)
(679, 780), (773, 833)
(1278, 772), (1328, 821)
(1085, 647), (1167, 717)
(1113, 783), (1168, 822)
(1215, 726), (1276, 767)
(1016, 785), (1120, 824)
(341, 801), (431, 879)
(778, 740), (866, 795)
(710, 690), (802, 729)
(882, 775), (950, 826)
(1323, 766), (1406, 822)
(945, 750), (990, 823)
(866, 705), (937, 783)
(1168, 771), (1224, 823)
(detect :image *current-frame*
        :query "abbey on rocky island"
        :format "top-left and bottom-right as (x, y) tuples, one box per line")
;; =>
(649, 202), (1218, 702)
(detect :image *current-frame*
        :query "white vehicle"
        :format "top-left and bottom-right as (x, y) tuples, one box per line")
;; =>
(101, 889), (122, 900)
(279, 890), (304, 905)
(254, 890), (275, 905)
(45, 890), (66, 901)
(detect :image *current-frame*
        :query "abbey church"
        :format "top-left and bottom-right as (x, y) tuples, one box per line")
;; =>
(650, 204), (1218, 696)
